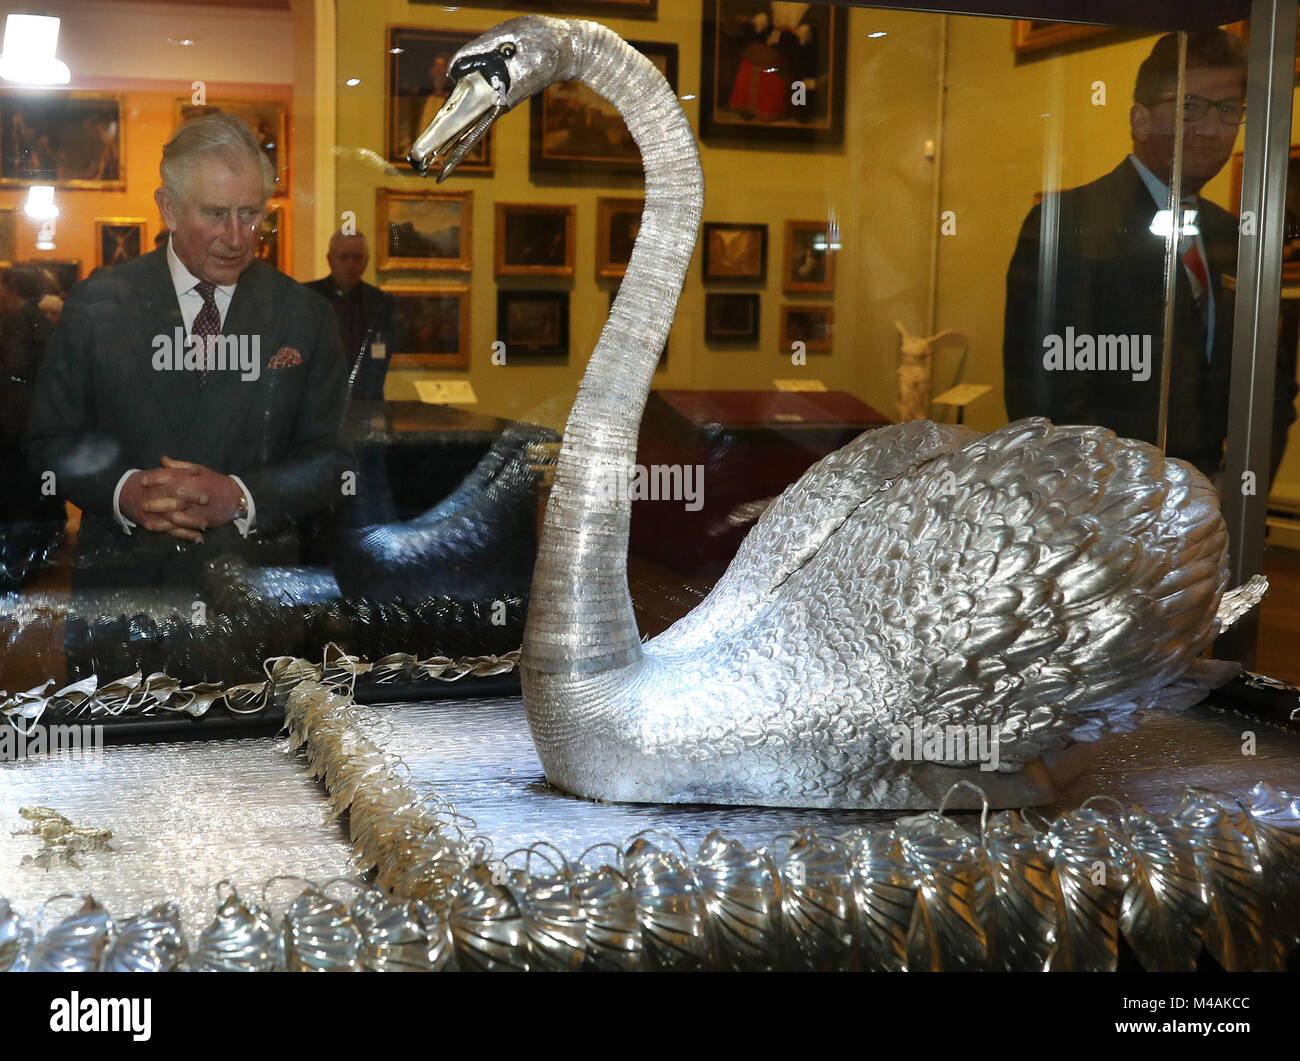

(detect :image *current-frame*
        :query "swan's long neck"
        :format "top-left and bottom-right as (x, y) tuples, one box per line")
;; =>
(523, 20), (703, 677)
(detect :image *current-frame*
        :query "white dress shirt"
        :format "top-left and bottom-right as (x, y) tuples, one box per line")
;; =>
(1128, 153), (1216, 361)
(112, 237), (256, 536)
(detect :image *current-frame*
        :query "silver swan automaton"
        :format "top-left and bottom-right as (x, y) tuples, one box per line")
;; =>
(3, 0), (1299, 972)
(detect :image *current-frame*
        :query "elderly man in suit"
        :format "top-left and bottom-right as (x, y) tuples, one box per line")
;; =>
(305, 230), (397, 401)
(26, 113), (350, 588)
(1004, 28), (1297, 484)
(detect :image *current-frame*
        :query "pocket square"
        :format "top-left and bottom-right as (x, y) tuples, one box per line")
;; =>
(269, 346), (302, 369)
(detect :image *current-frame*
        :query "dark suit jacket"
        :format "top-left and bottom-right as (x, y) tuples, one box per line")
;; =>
(25, 247), (351, 585)
(304, 277), (398, 402)
(1004, 158), (1298, 479)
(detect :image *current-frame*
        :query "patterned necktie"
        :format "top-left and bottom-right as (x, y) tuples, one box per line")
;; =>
(191, 280), (220, 386)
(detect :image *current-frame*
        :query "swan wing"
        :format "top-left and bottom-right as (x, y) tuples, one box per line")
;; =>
(651, 418), (976, 651)
(742, 417), (1230, 765)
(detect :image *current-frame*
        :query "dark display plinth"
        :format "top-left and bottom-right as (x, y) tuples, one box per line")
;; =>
(631, 389), (891, 578)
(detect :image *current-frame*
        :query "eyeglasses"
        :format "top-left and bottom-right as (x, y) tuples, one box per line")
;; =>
(1154, 93), (1247, 125)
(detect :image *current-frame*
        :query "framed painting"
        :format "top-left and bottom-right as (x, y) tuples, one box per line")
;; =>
(699, 0), (847, 144)
(95, 218), (146, 270)
(780, 303), (833, 353)
(175, 98), (288, 194)
(377, 188), (472, 271)
(0, 91), (124, 189)
(703, 221), (767, 281)
(596, 197), (643, 279)
(784, 219), (837, 294)
(384, 284), (471, 368)
(387, 26), (493, 174)
(1010, 22), (1117, 56)
(495, 203), (575, 278)
(705, 292), (759, 343)
(529, 41), (677, 175)
(497, 290), (569, 357)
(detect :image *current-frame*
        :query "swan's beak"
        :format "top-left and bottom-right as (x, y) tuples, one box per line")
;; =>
(408, 70), (506, 183)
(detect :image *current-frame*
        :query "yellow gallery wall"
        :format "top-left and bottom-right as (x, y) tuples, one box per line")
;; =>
(336, 1), (942, 432)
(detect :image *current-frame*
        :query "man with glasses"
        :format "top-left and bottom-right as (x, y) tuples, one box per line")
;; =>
(1004, 29), (1297, 486)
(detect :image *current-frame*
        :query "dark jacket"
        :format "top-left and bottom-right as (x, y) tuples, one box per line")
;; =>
(304, 277), (398, 402)
(25, 247), (351, 585)
(1004, 158), (1297, 479)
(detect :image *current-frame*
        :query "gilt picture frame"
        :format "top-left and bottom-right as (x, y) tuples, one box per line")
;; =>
(495, 203), (575, 278)
(94, 218), (147, 270)
(0, 91), (125, 189)
(377, 188), (473, 272)
(783, 219), (837, 294)
(384, 283), (471, 368)
(387, 26), (494, 174)
(529, 41), (677, 175)
(699, 0), (847, 144)
(780, 303), (833, 353)
(596, 197), (643, 279)
(175, 97), (288, 194)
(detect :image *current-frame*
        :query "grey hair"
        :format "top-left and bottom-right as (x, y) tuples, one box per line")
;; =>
(160, 112), (276, 203)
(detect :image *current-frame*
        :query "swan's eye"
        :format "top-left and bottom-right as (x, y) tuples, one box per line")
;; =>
(499, 42), (516, 58)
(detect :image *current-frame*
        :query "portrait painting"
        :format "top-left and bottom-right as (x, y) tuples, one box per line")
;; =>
(699, 0), (847, 144)
(175, 98), (288, 194)
(496, 203), (575, 277)
(703, 222), (767, 281)
(385, 284), (470, 368)
(780, 304), (833, 352)
(705, 292), (760, 343)
(377, 189), (472, 271)
(0, 91), (124, 188)
(784, 220), (837, 293)
(387, 26), (493, 174)
(529, 42), (677, 174)
(95, 218), (146, 270)
(498, 290), (569, 357)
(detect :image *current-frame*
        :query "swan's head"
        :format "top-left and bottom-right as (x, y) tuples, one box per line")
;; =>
(408, 16), (576, 182)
